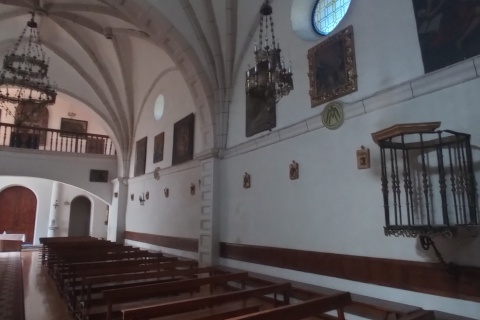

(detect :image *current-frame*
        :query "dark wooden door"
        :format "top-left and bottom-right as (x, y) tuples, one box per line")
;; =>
(0, 186), (37, 243)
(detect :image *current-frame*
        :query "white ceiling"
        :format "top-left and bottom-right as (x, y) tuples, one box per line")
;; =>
(0, 0), (264, 165)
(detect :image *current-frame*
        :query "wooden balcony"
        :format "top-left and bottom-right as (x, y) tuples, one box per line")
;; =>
(0, 122), (115, 156)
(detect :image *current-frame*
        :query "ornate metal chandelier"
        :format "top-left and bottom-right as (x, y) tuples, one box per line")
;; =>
(245, 0), (293, 103)
(0, 13), (57, 123)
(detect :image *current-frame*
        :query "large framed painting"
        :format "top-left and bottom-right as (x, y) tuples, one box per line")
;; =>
(134, 137), (147, 177)
(15, 102), (49, 145)
(60, 118), (88, 138)
(307, 25), (357, 107)
(245, 88), (276, 137)
(153, 132), (164, 163)
(412, 0), (480, 73)
(172, 113), (194, 166)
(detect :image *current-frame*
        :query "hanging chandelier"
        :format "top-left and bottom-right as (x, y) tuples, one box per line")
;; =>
(0, 12), (57, 123)
(245, 0), (293, 103)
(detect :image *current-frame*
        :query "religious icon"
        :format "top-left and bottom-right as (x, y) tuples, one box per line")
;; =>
(243, 172), (251, 189)
(356, 146), (370, 169)
(289, 161), (299, 180)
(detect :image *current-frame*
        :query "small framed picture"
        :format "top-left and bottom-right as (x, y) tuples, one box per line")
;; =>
(356, 146), (370, 169)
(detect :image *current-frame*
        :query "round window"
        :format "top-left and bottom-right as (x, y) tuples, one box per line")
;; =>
(154, 94), (165, 120)
(312, 0), (351, 36)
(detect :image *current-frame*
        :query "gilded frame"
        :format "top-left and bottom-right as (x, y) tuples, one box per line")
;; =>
(308, 25), (357, 107)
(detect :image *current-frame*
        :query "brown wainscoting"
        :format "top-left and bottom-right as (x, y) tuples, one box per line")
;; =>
(220, 242), (480, 303)
(124, 231), (198, 252)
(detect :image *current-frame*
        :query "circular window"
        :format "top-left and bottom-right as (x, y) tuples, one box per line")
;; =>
(312, 0), (351, 36)
(154, 94), (165, 120)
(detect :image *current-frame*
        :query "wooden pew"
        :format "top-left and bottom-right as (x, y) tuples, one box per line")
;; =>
(79, 266), (216, 308)
(55, 251), (173, 293)
(64, 259), (197, 312)
(97, 272), (250, 320)
(121, 283), (292, 320)
(39, 236), (98, 264)
(399, 310), (436, 320)
(77, 267), (218, 319)
(226, 292), (351, 320)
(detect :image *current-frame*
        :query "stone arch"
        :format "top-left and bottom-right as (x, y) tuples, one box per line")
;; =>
(105, 0), (216, 155)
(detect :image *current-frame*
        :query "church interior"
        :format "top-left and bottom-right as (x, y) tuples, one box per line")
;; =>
(0, 0), (479, 319)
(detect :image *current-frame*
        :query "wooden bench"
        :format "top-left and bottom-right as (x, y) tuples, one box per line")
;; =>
(93, 272), (250, 320)
(226, 292), (352, 320)
(77, 267), (218, 319)
(64, 259), (197, 313)
(121, 282), (293, 320)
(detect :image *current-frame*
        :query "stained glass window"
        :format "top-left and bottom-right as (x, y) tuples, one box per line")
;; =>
(312, 0), (351, 36)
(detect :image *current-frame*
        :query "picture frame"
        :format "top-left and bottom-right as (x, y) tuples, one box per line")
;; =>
(134, 137), (147, 177)
(245, 91), (276, 137)
(356, 146), (370, 169)
(153, 132), (165, 163)
(60, 118), (88, 138)
(172, 113), (194, 166)
(89, 169), (108, 182)
(308, 25), (357, 108)
(412, 0), (480, 73)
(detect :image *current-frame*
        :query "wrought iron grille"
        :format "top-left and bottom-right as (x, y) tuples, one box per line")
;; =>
(372, 123), (478, 238)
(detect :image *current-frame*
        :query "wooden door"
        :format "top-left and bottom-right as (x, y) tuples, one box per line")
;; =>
(0, 186), (37, 243)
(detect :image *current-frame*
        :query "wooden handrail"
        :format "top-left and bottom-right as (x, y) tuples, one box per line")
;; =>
(0, 122), (115, 155)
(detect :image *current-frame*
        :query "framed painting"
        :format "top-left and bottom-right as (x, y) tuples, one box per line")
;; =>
(153, 132), (165, 163)
(245, 86), (276, 137)
(172, 113), (194, 166)
(89, 169), (108, 183)
(412, 0), (480, 73)
(15, 102), (49, 145)
(134, 137), (147, 177)
(60, 118), (88, 138)
(308, 25), (357, 107)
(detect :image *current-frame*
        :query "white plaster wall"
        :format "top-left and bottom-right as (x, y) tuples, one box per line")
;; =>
(228, 0), (422, 147)
(219, 0), (480, 317)
(126, 163), (200, 240)
(133, 70), (201, 175)
(125, 68), (201, 257)
(0, 177), (108, 244)
(58, 185), (108, 239)
(221, 78), (480, 265)
(0, 149), (116, 203)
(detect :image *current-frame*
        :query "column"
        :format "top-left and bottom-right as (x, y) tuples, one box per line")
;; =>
(198, 156), (220, 266)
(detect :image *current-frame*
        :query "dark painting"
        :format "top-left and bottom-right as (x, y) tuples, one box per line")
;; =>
(153, 132), (164, 163)
(15, 102), (49, 145)
(413, 0), (480, 73)
(89, 169), (108, 183)
(245, 80), (276, 137)
(60, 118), (88, 138)
(134, 137), (147, 176)
(172, 113), (194, 165)
(307, 25), (357, 107)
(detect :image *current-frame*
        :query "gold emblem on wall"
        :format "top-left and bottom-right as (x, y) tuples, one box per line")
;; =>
(321, 102), (344, 130)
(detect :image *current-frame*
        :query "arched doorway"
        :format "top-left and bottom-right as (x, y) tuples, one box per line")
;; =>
(69, 196), (91, 237)
(0, 186), (37, 243)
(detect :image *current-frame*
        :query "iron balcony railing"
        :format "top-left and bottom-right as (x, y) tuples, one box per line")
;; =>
(0, 122), (115, 156)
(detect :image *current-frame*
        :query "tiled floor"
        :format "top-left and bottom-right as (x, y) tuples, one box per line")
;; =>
(21, 250), (73, 320)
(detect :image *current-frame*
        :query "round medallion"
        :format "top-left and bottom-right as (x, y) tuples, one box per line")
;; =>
(154, 167), (161, 180)
(321, 102), (344, 130)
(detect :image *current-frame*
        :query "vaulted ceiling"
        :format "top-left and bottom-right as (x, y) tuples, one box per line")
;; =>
(0, 0), (264, 171)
